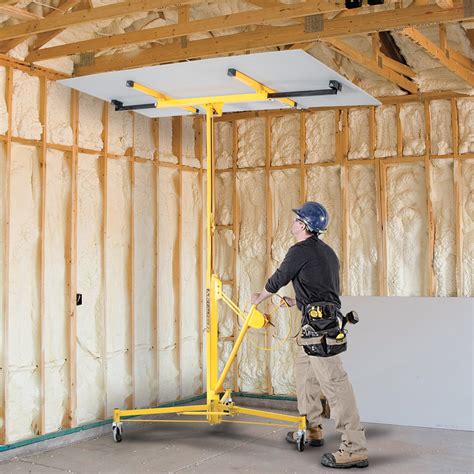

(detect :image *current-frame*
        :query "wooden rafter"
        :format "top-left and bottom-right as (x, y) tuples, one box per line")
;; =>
(439, 23), (473, 69)
(74, 1), (470, 76)
(26, 1), (344, 63)
(0, 5), (42, 20)
(0, 0), (82, 54)
(0, 0), (204, 42)
(401, 26), (474, 86)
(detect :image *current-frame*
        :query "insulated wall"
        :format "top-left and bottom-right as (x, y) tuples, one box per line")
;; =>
(0, 65), (205, 444)
(213, 98), (474, 396)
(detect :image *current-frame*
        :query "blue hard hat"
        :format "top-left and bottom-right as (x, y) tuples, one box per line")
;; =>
(292, 202), (329, 234)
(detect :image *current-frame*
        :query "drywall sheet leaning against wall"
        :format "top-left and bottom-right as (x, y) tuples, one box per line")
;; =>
(387, 163), (429, 296)
(133, 161), (157, 408)
(8, 144), (41, 441)
(348, 165), (378, 296)
(158, 167), (180, 402)
(270, 169), (300, 395)
(76, 153), (104, 424)
(462, 160), (474, 297)
(236, 170), (267, 393)
(0, 144), (6, 435)
(106, 158), (132, 411)
(180, 171), (202, 397)
(431, 159), (456, 297)
(46, 81), (73, 146)
(306, 166), (343, 270)
(44, 150), (70, 433)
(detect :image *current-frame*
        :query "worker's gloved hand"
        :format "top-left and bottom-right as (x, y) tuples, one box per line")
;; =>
(280, 296), (296, 308)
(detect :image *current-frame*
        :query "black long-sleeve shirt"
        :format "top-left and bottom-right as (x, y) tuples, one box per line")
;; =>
(265, 235), (341, 311)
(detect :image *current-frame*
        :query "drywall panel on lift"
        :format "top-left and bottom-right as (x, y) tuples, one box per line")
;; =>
(180, 171), (202, 397)
(8, 144), (41, 441)
(60, 51), (380, 118)
(341, 296), (473, 431)
(44, 150), (70, 433)
(158, 167), (179, 402)
(76, 153), (104, 424)
(134, 161), (157, 408)
(106, 158), (132, 411)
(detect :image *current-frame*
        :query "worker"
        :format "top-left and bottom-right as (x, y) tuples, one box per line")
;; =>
(251, 201), (368, 469)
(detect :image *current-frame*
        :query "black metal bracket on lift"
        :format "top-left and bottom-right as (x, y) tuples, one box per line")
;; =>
(268, 80), (342, 98)
(111, 99), (156, 112)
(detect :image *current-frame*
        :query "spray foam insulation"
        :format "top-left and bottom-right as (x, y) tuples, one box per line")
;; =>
(215, 172), (233, 226)
(305, 111), (336, 164)
(8, 144), (41, 441)
(348, 109), (370, 160)
(0, 67), (8, 135)
(271, 115), (300, 166)
(180, 171), (203, 397)
(157, 167), (180, 402)
(78, 93), (103, 151)
(237, 118), (266, 168)
(182, 117), (201, 168)
(216, 121), (233, 169)
(158, 117), (178, 164)
(46, 81), (73, 146)
(106, 158), (133, 412)
(108, 106), (133, 156)
(375, 105), (397, 158)
(0, 144), (5, 433)
(432, 159), (456, 297)
(134, 114), (155, 160)
(12, 71), (42, 140)
(348, 165), (378, 296)
(429, 100), (453, 155)
(458, 99), (474, 154)
(462, 160), (474, 297)
(44, 150), (70, 433)
(387, 163), (429, 296)
(133, 161), (157, 408)
(400, 103), (426, 156)
(76, 153), (105, 423)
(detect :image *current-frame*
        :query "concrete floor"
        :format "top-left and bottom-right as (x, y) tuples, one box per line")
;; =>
(0, 413), (473, 473)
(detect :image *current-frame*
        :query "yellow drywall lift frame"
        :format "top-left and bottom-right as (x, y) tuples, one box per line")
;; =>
(110, 71), (343, 451)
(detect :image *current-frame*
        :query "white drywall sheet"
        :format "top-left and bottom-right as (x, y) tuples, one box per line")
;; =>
(59, 51), (380, 118)
(341, 296), (474, 431)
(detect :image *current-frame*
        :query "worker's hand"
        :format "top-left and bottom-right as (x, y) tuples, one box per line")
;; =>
(280, 296), (296, 308)
(251, 292), (262, 305)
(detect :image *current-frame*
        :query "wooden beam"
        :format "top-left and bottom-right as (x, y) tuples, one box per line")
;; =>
(0, 0), (203, 42)
(67, 89), (79, 428)
(401, 27), (474, 86)
(75, 1), (469, 76)
(39, 76), (47, 435)
(326, 39), (418, 93)
(1, 66), (13, 445)
(0, 0), (19, 5)
(0, 5), (42, 20)
(375, 159), (388, 296)
(28, 1), (343, 63)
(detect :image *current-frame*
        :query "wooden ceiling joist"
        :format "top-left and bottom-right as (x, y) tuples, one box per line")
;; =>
(0, 5), (42, 20)
(0, 0), (81, 55)
(74, 1), (470, 76)
(401, 26), (474, 86)
(26, 1), (345, 63)
(325, 38), (418, 93)
(0, 0), (204, 42)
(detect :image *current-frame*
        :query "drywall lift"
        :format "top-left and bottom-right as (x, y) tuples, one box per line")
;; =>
(110, 71), (342, 452)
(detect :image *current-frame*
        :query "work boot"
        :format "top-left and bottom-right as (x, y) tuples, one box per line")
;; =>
(321, 449), (369, 469)
(285, 425), (324, 447)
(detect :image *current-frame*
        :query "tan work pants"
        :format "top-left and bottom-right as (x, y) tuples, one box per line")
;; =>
(295, 345), (368, 455)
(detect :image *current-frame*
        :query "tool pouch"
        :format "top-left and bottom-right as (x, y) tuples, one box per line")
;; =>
(298, 302), (347, 357)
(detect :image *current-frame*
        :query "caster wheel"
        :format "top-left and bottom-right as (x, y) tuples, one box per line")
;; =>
(112, 423), (123, 443)
(224, 397), (233, 406)
(296, 430), (305, 452)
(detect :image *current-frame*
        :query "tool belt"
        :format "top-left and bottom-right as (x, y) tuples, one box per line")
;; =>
(298, 302), (347, 358)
